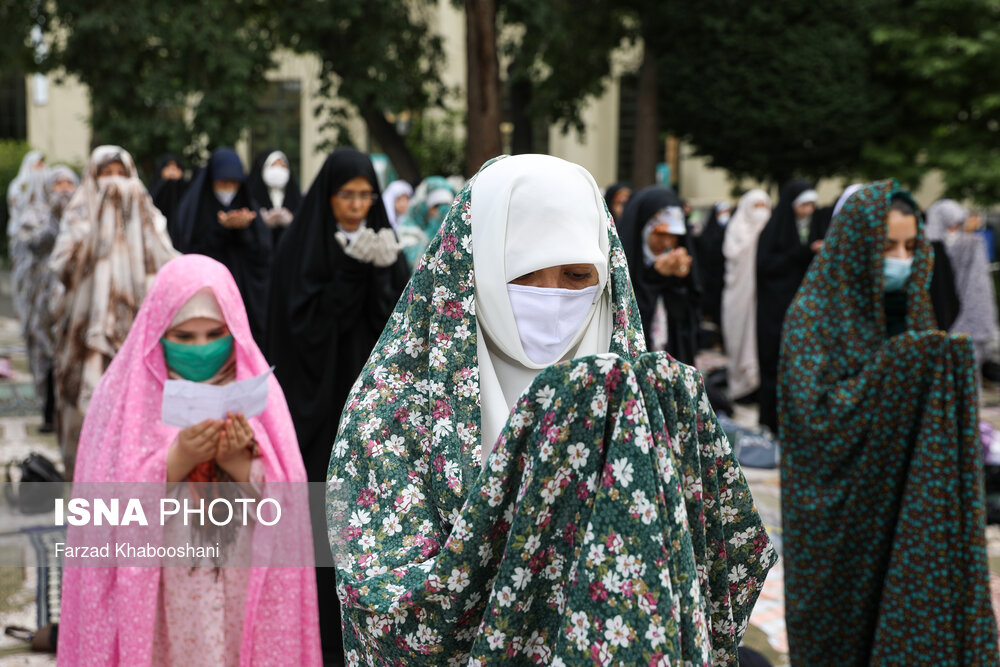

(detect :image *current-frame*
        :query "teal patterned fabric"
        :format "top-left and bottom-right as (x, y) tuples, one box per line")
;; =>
(779, 180), (999, 665)
(327, 157), (776, 666)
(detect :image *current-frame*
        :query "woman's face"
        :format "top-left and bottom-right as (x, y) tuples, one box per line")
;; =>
(648, 229), (679, 256)
(884, 210), (918, 259)
(611, 188), (631, 220)
(794, 201), (816, 219)
(163, 317), (230, 346)
(394, 193), (410, 216)
(52, 178), (76, 193)
(98, 160), (127, 179)
(160, 160), (183, 181)
(508, 264), (599, 290)
(330, 176), (376, 231)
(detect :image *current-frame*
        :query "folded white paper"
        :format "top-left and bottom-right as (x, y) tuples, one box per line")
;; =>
(161, 367), (274, 428)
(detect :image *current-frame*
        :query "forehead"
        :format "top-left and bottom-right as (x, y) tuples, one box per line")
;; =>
(338, 176), (374, 192)
(886, 210), (918, 239)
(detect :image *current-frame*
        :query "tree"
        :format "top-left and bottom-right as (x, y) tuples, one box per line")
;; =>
(40, 0), (277, 174)
(498, 0), (637, 156)
(861, 0), (1000, 204)
(275, 0), (447, 184)
(649, 0), (894, 187)
(465, 0), (503, 175)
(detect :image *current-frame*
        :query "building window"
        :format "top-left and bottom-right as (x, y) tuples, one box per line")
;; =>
(0, 70), (27, 140)
(250, 79), (302, 176)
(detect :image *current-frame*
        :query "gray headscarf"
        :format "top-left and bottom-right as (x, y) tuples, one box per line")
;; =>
(924, 199), (969, 242)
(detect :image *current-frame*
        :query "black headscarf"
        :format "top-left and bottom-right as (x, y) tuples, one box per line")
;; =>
(754, 179), (828, 431)
(265, 147), (409, 479)
(149, 152), (189, 243)
(616, 186), (702, 365)
(264, 148), (409, 664)
(245, 148), (303, 249)
(694, 203), (728, 329)
(174, 148), (272, 347)
(604, 182), (629, 221)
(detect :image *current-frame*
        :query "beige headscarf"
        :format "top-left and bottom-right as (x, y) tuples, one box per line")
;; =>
(472, 154), (612, 460)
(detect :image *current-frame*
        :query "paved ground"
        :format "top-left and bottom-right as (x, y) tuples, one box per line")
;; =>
(0, 275), (996, 664)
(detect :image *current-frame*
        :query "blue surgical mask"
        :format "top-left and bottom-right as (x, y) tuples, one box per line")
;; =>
(883, 256), (913, 292)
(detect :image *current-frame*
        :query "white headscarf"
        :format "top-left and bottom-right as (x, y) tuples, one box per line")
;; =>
(262, 151), (290, 210)
(381, 179), (414, 231)
(722, 188), (772, 400)
(6, 150), (46, 236)
(472, 155), (612, 460)
(832, 183), (863, 220)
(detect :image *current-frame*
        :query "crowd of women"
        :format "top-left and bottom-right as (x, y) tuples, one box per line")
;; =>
(3, 143), (998, 665)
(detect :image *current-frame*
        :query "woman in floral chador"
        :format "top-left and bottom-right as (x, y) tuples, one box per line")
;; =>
(779, 181), (999, 665)
(327, 155), (776, 665)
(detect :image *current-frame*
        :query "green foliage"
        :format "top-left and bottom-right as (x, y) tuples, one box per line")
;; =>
(860, 0), (1000, 204)
(499, 0), (636, 137)
(405, 113), (466, 177)
(38, 1), (277, 175)
(650, 0), (894, 186)
(0, 139), (33, 261)
(276, 0), (447, 157)
(0, 0), (48, 72)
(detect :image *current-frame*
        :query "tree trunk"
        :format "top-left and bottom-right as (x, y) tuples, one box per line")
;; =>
(465, 0), (503, 175)
(360, 106), (423, 186)
(509, 60), (534, 154)
(631, 47), (660, 188)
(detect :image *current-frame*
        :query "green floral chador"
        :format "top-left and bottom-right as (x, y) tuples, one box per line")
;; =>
(327, 157), (776, 666)
(779, 180), (999, 665)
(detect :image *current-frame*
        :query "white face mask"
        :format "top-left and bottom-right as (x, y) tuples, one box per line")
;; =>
(717, 212), (731, 226)
(262, 165), (290, 189)
(214, 188), (237, 208)
(506, 284), (600, 364)
(749, 208), (770, 226)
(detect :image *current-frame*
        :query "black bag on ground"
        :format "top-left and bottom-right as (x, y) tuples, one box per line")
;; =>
(4, 453), (65, 514)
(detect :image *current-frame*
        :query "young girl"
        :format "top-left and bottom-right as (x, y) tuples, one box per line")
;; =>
(58, 254), (320, 666)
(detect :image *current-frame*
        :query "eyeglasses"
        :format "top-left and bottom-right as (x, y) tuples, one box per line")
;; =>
(335, 190), (378, 203)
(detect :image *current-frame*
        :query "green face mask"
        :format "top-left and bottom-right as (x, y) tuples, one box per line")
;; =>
(160, 334), (234, 382)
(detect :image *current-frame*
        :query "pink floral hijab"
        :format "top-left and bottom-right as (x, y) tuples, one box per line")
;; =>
(58, 254), (321, 665)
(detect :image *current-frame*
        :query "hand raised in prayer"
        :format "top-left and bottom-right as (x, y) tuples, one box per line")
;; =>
(371, 228), (402, 267)
(167, 419), (223, 481)
(810, 239), (824, 253)
(335, 227), (379, 264)
(215, 412), (256, 482)
(653, 248), (692, 278)
(217, 208), (257, 229)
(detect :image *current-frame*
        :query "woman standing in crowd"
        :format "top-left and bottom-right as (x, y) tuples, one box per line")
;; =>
(150, 152), (189, 242)
(779, 181), (998, 665)
(10, 165), (78, 432)
(266, 147), (407, 665)
(617, 185), (702, 364)
(397, 175), (456, 269)
(49, 145), (177, 479)
(695, 200), (731, 334)
(58, 254), (321, 666)
(722, 189), (772, 406)
(381, 178), (413, 232)
(175, 148), (272, 347)
(327, 154), (775, 665)
(925, 198), (999, 378)
(603, 181), (631, 222)
(5, 150), (46, 228)
(246, 149), (301, 249)
(754, 179), (827, 433)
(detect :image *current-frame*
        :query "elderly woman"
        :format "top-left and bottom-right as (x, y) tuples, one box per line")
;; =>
(779, 181), (998, 665)
(49, 145), (177, 479)
(327, 154), (775, 665)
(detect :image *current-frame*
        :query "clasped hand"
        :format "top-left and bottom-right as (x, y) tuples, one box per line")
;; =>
(334, 227), (401, 267)
(175, 413), (255, 467)
(653, 247), (692, 278)
(217, 209), (257, 229)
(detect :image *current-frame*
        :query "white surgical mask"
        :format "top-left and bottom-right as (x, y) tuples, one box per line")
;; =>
(262, 165), (290, 189)
(750, 208), (770, 226)
(214, 188), (237, 208)
(506, 284), (600, 364)
(717, 212), (731, 226)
